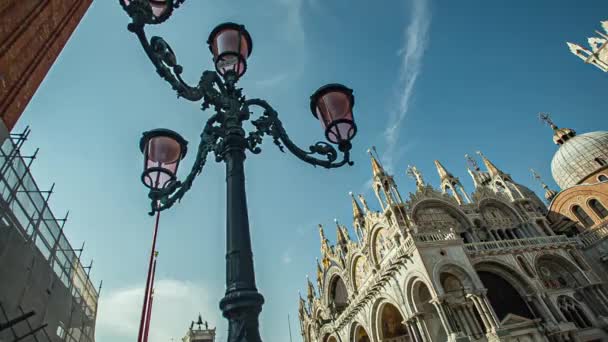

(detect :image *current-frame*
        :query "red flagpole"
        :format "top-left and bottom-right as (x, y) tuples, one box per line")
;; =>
(143, 254), (158, 342)
(137, 211), (161, 342)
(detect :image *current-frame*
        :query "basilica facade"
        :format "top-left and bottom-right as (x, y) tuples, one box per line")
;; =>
(298, 118), (608, 342)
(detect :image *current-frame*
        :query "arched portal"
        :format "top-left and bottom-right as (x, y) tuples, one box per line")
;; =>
(413, 282), (447, 341)
(353, 325), (371, 342)
(478, 271), (533, 321)
(377, 303), (409, 341)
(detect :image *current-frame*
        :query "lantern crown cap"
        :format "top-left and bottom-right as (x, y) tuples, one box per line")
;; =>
(206, 22), (253, 57)
(139, 128), (188, 157)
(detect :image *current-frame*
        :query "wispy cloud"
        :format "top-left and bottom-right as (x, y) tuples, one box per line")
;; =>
(382, 0), (431, 171)
(254, 73), (291, 89)
(97, 279), (218, 342)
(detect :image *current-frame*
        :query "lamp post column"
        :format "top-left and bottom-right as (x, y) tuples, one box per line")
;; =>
(219, 126), (265, 342)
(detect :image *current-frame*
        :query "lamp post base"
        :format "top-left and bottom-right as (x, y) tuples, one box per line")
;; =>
(220, 290), (265, 342)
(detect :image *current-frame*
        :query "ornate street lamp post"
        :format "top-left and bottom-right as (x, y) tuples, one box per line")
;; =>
(120, 1), (359, 340)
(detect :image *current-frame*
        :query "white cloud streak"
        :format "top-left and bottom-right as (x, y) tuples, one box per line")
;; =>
(382, 0), (431, 171)
(97, 279), (219, 342)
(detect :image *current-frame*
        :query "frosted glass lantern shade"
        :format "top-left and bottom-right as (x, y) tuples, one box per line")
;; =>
(310, 84), (357, 145)
(207, 23), (253, 78)
(140, 129), (188, 190)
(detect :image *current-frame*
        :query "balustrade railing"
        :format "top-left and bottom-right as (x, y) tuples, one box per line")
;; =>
(464, 235), (574, 254)
(412, 230), (458, 243)
(579, 222), (608, 248)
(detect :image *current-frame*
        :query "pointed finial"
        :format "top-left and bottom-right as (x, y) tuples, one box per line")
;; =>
(368, 146), (385, 176)
(357, 193), (370, 212)
(434, 160), (451, 180)
(539, 113), (576, 145)
(476, 151), (502, 177)
(602, 21), (608, 34)
(318, 224), (326, 241)
(306, 275), (315, 299)
(531, 168), (557, 202)
(349, 192), (363, 218)
(465, 154), (480, 171)
(539, 113), (558, 130)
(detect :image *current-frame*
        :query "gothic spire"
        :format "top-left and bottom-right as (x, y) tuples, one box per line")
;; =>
(357, 193), (370, 212)
(335, 219), (349, 246)
(306, 275), (315, 300)
(476, 151), (502, 178)
(349, 192), (363, 219)
(434, 160), (452, 182)
(539, 113), (576, 145)
(367, 146), (385, 177)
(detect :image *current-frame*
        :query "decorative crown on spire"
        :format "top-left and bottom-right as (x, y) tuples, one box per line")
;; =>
(465, 153), (480, 172)
(539, 113), (576, 145)
(531, 168), (558, 202)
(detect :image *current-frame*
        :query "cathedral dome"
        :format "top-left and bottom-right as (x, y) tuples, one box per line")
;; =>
(551, 131), (608, 189)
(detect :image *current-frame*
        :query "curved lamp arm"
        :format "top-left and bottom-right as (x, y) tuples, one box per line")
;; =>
(243, 99), (353, 169)
(124, 2), (225, 105)
(148, 114), (222, 214)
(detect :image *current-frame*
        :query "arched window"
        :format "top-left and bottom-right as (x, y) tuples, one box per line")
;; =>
(599, 174), (608, 182)
(595, 157), (607, 167)
(329, 277), (349, 314)
(572, 205), (595, 228)
(557, 296), (592, 329)
(378, 303), (409, 340)
(589, 199), (608, 219)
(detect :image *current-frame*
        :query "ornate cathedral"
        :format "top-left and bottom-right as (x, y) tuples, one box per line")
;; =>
(297, 116), (608, 342)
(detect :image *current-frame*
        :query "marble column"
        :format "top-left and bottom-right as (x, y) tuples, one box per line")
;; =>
(430, 299), (454, 335)
(466, 303), (484, 336)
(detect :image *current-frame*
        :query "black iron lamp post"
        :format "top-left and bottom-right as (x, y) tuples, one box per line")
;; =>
(121, 1), (358, 340)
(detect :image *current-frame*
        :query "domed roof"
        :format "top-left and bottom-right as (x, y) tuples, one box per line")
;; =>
(551, 131), (608, 189)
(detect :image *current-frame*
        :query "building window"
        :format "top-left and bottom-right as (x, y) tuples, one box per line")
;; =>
(595, 157), (607, 166)
(599, 174), (608, 182)
(589, 199), (608, 219)
(572, 205), (595, 228)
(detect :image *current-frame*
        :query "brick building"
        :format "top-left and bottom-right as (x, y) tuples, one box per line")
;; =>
(0, 0), (93, 139)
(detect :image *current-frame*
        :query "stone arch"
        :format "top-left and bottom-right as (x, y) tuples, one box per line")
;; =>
(535, 254), (587, 290)
(327, 274), (349, 314)
(571, 204), (595, 228)
(323, 265), (345, 305)
(369, 225), (392, 266)
(351, 254), (371, 292)
(474, 260), (536, 322)
(432, 261), (479, 295)
(372, 299), (409, 341)
(411, 199), (473, 232)
(479, 198), (524, 228)
(410, 279), (447, 341)
(588, 198), (608, 219)
(349, 322), (371, 342)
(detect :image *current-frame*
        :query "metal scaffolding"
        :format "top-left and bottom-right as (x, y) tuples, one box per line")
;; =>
(0, 128), (99, 342)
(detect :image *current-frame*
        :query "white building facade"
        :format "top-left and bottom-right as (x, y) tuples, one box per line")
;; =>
(298, 125), (608, 342)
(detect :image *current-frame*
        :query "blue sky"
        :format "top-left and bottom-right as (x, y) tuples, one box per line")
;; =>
(15, 0), (608, 341)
